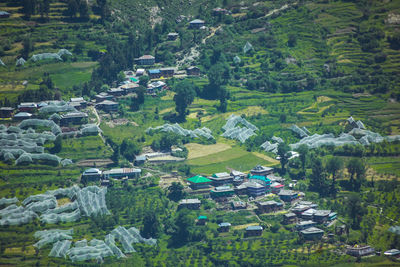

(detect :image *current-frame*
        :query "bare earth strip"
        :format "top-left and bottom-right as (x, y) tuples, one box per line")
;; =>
(185, 143), (232, 160)
(251, 152), (280, 165)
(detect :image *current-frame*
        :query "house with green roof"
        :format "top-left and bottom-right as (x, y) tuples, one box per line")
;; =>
(187, 175), (212, 190)
(249, 175), (271, 187)
(197, 215), (207, 225)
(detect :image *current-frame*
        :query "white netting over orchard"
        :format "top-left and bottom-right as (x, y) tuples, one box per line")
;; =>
(221, 114), (258, 143)
(283, 118), (400, 151)
(32, 225), (156, 262)
(0, 186), (109, 226)
(30, 49), (73, 62)
(147, 123), (214, 139)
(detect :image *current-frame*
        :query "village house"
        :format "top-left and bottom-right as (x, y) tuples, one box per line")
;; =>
(218, 222), (231, 232)
(69, 97), (87, 109)
(271, 182), (284, 194)
(300, 227), (324, 241)
(313, 210), (331, 223)
(95, 92), (113, 102)
(197, 215), (207, 225)
(148, 69), (161, 79)
(247, 182), (267, 197)
(213, 7), (229, 15)
(167, 32), (179, 40)
(81, 168), (102, 182)
(278, 190), (299, 202)
(103, 168), (141, 179)
(60, 112), (88, 126)
(107, 88), (125, 97)
(13, 112), (32, 120)
(189, 19), (205, 28)
(301, 208), (316, 220)
(18, 102), (37, 113)
(186, 66), (200, 76)
(283, 212), (297, 224)
(384, 249), (400, 257)
(249, 175), (271, 188)
(256, 200), (283, 214)
(147, 81), (166, 94)
(245, 225), (263, 237)
(187, 175), (212, 190)
(134, 155), (146, 166)
(251, 165), (274, 177)
(231, 201), (247, 210)
(346, 245), (375, 257)
(136, 68), (145, 76)
(178, 199), (201, 210)
(295, 220), (317, 231)
(135, 55), (155, 65)
(210, 186), (235, 198)
(0, 107), (14, 118)
(209, 172), (233, 186)
(120, 82), (140, 94)
(96, 100), (119, 112)
(160, 67), (175, 78)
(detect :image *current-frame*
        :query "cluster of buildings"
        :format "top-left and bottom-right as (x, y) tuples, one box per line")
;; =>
(0, 100), (89, 123)
(178, 165), (344, 241)
(185, 165), (289, 200)
(81, 167), (141, 186)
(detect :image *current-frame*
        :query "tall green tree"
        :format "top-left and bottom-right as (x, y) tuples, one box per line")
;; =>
(79, 0), (89, 19)
(168, 182), (185, 202)
(297, 144), (309, 174)
(21, 36), (33, 59)
(120, 139), (141, 161)
(67, 0), (79, 18)
(142, 212), (161, 238)
(309, 156), (329, 196)
(277, 142), (290, 174)
(173, 80), (196, 120)
(347, 158), (366, 191)
(326, 156), (344, 196)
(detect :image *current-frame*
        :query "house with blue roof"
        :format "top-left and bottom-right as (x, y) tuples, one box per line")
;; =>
(148, 69), (161, 79)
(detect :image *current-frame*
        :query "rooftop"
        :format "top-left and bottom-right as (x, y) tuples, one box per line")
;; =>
(198, 215), (207, 220)
(279, 190), (297, 196)
(190, 19), (205, 24)
(246, 225), (263, 231)
(188, 175), (212, 184)
(212, 172), (231, 178)
(83, 168), (102, 175)
(14, 112), (32, 117)
(300, 227), (324, 235)
(97, 100), (118, 105)
(218, 222), (231, 227)
(61, 112), (88, 119)
(103, 168), (141, 175)
(251, 165), (273, 172)
(70, 97), (85, 102)
(139, 55), (155, 60)
(148, 69), (161, 74)
(314, 210), (331, 217)
(18, 102), (37, 107)
(179, 199), (201, 205)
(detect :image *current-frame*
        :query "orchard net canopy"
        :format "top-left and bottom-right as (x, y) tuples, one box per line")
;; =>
(16, 57), (26, 66)
(30, 49), (73, 62)
(0, 185), (110, 226)
(221, 114), (258, 143)
(147, 123), (214, 139)
(243, 41), (253, 53)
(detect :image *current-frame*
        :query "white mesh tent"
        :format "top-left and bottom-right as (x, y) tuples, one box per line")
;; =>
(221, 114), (258, 143)
(147, 123), (214, 139)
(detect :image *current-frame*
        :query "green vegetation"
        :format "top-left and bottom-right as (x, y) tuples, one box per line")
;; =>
(2, 0), (400, 266)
